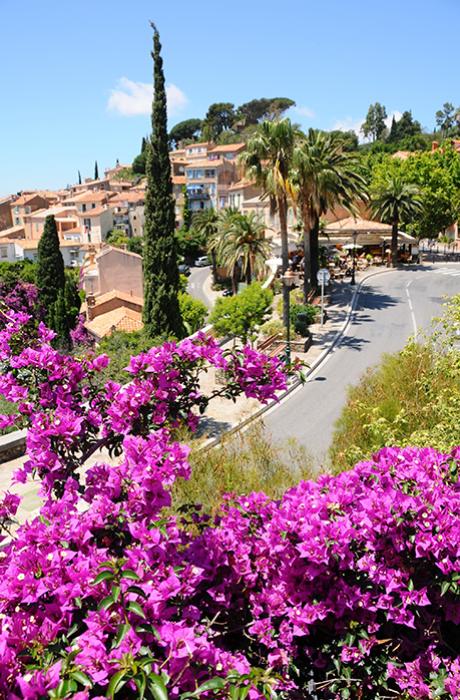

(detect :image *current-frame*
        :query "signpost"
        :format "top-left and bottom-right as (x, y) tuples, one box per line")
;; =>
(317, 268), (330, 326)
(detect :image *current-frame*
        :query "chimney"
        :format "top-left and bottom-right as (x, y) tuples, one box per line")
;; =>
(86, 294), (96, 320)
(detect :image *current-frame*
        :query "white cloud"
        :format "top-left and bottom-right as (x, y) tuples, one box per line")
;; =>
(333, 116), (365, 137)
(108, 77), (188, 117)
(384, 110), (402, 129)
(294, 105), (315, 119)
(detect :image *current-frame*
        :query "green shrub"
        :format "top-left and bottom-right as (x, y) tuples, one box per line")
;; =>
(178, 292), (208, 334)
(95, 329), (169, 385)
(290, 303), (318, 336)
(210, 283), (273, 343)
(329, 340), (460, 473)
(259, 318), (287, 339)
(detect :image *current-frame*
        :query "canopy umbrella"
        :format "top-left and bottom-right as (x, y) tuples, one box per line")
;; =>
(343, 242), (363, 251)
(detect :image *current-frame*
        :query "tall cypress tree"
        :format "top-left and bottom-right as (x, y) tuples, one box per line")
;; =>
(143, 22), (183, 338)
(78, 170), (82, 185)
(94, 161), (99, 180)
(37, 215), (66, 313)
(182, 185), (192, 231)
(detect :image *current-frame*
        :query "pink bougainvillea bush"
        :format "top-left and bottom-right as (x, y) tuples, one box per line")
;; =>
(1, 311), (460, 698)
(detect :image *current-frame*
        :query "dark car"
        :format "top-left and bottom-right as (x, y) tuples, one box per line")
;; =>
(222, 288), (233, 297)
(178, 263), (190, 276)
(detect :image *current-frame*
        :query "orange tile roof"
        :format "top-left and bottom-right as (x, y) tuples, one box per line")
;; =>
(172, 175), (186, 185)
(228, 179), (256, 191)
(184, 142), (212, 150)
(92, 289), (143, 307)
(85, 306), (143, 339)
(70, 191), (114, 204)
(208, 143), (246, 153)
(0, 224), (25, 238)
(186, 159), (225, 169)
(96, 245), (142, 261)
(77, 206), (110, 218)
(109, 191), (145, 205)
(12, 193), (47, 207)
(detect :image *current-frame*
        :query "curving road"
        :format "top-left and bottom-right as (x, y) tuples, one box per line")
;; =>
(264, 264), (460, 464)
(187, 266), (214, 309)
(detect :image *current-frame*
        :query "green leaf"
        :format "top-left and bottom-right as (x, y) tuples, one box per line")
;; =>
(148, 673), (169, 700)
(127, 584), (148, 599)
(98, 594), (115, 611)
(441, 580), (451, 596)
(112, 622), (131, 649)
(112, 585), (121, 602)
(134, 673), (147, 699)
(70, 670), (93, 687)
(127, 600), (146, 619)
(121, 568), (140, 580)
(107, 670), (127, 699)
(92, 570), (115, 585)
(182, 677), (227, 697)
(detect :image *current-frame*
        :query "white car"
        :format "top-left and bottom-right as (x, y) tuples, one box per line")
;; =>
(195, 256), (209, 267)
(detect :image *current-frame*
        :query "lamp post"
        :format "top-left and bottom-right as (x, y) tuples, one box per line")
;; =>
(350, 230), (358, 285)
(281, 269), (298, 365)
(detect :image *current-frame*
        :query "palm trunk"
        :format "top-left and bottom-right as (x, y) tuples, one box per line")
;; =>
(310, 216), (320, 292)
(391, 218), (398, 267)
(278, 195), (290, 328)
(232, 265), (239, 295)
(302, 229), (311, 303)
(246, 258), (252, 285)
(211, 249), (218, 284)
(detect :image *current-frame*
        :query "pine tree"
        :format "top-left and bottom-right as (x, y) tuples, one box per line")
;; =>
(36, 215), (66, 313)
(78, 170), (82, 185)
(142, 22), (183, 338)
(182, 185), (192, 231)
(94, 161), (99, 180)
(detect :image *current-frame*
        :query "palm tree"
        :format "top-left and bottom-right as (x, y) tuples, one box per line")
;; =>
(193, 208), (219, 283)
(292, 129), (368, 301)
(208, 208), (241, 293)
(371, 173), (422, 267)
(218, 212), (271, 286)
(240, 119), (297, 326)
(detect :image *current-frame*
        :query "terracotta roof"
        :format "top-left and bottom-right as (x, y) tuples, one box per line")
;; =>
(392, 150), (412, 160)
(69, 191), (114, 204)
(12, 193), (47, 207)
(85, 306), (143, 339)
(172, 175), (186, 185)
(186, 159), (224, 169)
(208, 143), (246, 154)
(184, 142), (212, 150)
(77, 206), (111, 218)
(14, 239), (87, 250)
(109, 191), (145, 205)
(96, 245), (142, 261)
(92, 289), (143, 307)
(228, 179), (256, 191)
(0, 224), (25, 238)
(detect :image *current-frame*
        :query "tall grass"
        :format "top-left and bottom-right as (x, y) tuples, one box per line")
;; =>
(329, 341), (460, 473)
(172, 423), (316, 513)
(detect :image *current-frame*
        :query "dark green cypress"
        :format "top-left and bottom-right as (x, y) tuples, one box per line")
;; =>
(142, 22), (183, 338)
(52, 290), (71, 350)
(78, 170), (82, 185)
(36, 215), (66, 314)
(182, 185), (192, 231)
(94, 161), (99, 180)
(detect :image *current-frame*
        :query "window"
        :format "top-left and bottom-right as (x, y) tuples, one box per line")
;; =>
(14, 206), (19, 214)
(84, 218), (91, 230)
(0, 247), (8, 260)
(15, 217), (20, 226)
(25, 206), (31, 214)
(82, 204), (86, 212)
(92, 203), (96, 209)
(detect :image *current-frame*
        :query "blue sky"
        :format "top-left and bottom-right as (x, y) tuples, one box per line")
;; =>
(1, 0), (458, 195)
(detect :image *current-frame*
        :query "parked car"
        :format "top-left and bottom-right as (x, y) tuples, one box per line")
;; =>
(222, 288), (233, 297)
(195, 256), (209, 267)
(178, 263), (190, 276)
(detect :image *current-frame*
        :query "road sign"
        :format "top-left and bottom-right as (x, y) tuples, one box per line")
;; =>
(317, 268), (330, 284)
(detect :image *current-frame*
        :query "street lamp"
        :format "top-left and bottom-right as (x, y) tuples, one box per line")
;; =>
(350, 230), (358, 286)
(281, 269), (298, 365)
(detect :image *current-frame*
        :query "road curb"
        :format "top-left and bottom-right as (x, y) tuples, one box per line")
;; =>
(202, 266), (400, 450)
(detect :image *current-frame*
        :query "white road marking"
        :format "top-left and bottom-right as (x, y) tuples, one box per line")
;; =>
(405, 279), (418, 339)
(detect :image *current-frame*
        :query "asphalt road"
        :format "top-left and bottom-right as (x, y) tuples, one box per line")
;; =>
(187, 266), (213, 309)
(264, 264), (460, 463)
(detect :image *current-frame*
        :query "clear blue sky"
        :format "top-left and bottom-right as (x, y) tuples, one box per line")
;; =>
(1, 0), (458, 195)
